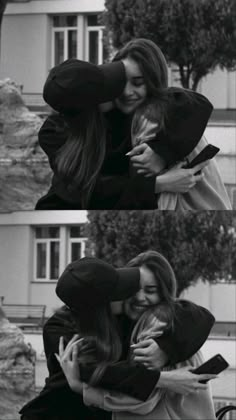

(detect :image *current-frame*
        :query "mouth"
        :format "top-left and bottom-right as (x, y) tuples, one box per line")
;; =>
(121, 99), (139, 106)
(130, 303), (147, 312)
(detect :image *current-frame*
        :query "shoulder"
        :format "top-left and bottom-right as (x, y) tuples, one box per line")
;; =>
(43, 306), (74, 334)
(174, 299), (215, 326)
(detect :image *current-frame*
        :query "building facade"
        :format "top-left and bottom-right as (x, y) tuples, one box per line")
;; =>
(0, 211), (88, 316)
(1, 0), (236, 110)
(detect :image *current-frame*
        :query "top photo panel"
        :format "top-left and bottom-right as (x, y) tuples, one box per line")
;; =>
(0, 0), (235, 211)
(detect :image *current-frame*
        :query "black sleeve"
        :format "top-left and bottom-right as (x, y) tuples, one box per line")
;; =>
(38, 113), (69, 171)
(155, 300), (215, 365)
(148, 88), (214, 166)
(114, 174), (157, 210)
(43, 313), (160, 401)
(38, 114), (128, 208)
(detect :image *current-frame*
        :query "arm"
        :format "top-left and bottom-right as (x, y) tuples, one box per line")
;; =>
(83, 383), (164, 415)
(148, 88), (213, 166)
(132, 300), (215, 368)
(155, 300), (215, 365)
(39, 114), (128, 209)
(43, 310), (160, 401)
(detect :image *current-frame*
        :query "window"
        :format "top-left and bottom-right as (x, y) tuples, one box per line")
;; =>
(33, 225), (87, 281)
(52, 15), (78, 66)
(34, 227), (60, 281)
(68, 226), (86, 263)
(86, 14), (107, 64)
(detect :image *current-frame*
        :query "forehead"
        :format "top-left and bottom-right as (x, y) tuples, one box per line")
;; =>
(139, 264), (157, 286)
(122, 57), (143, 78)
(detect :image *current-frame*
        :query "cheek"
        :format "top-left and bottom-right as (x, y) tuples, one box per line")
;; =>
(148, 294), (161, 305)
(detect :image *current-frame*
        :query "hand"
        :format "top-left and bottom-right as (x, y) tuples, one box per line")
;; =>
(155, 160), (210, 193)
(158, 367), (218, 395)
(131, 338), (168, 370)
(127, 143), (166, 177)
(55, 334), (83, 393)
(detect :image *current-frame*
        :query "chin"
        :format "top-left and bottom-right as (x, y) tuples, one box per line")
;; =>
(116, 101), (141, 115)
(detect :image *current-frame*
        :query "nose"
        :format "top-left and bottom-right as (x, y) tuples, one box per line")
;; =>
(135, 288), (146, 302)
(123, 81), (134, 97)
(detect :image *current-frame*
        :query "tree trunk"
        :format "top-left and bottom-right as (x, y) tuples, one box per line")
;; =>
(0, 0), (8, 58)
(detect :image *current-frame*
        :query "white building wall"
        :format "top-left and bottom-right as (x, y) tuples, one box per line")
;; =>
(0, 14), (50, 94)
(0, 211), (88, 315)
(200, 68), (236, 109)
(0, 224), (31, 304)
(181, 281), (236, 322)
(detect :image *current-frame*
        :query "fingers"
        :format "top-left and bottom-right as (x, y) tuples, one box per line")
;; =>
(59, 336), (64, 358)
(126, 144), (147, 157)
(198, 373), (218, 381)
(131, 339), (154, 349)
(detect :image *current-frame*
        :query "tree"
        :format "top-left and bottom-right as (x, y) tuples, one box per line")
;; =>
(0, 0), (8, 57)
(102, 0), (236, 90)
(86, 210), (236, 295)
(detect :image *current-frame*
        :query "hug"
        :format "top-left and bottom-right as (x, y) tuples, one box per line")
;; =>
(36, 38), (231, 211)
(20, 251), (217, 420)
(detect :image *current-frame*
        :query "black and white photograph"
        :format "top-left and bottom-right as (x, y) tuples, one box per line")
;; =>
(0, 0), (236, 420)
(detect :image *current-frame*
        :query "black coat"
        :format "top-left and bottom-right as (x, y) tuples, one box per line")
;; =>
(35, 89), (213, 210)
(20, 301), (215, 419)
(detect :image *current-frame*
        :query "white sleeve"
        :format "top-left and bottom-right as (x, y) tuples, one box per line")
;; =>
(83, 383), (165, 415)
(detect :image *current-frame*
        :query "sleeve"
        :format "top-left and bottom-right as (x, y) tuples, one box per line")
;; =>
(155, 300), (215, 365)
(38, 114), (128, 208)
(38, 113), (69, 171)
(148, 89), (214, 166)
(80, 362), (160, 401)
(43, 314), (160, 401)
(83, 383), (164, 414)
(114, 174), (157, 210)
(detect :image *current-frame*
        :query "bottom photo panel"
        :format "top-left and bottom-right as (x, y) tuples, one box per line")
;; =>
(0, 210), (236, 420)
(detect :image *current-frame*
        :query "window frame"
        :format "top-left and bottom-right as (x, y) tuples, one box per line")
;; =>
(34, 232), (61, 282)
(51, 16), (78, 67)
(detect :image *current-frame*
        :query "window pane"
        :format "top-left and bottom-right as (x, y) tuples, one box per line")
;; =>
(53, 15), (77, 27)
(87, 15), (99, 26)
(50, 241), (60, 279)
(70, 226), (83, 238)
(55, 32), (64, 66)
(35, 227), (59, 239)
(36, 243), (46, 278)
(89, 31), (99, 64)
(68, 30), (77, 59)
(71, 243), (82, 262)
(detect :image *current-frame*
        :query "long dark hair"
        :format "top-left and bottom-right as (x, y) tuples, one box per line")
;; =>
(71, 303), (122, 385)
(55, 107), (106, 208)
(114, 38), (196, 132)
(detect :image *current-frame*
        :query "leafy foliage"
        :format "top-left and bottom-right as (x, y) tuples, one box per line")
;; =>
(102, 0), (236, 90)
(86, 211), (236, 295)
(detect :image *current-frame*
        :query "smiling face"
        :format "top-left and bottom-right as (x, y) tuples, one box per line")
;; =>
(115, 57), (147, 115)
(124, 264), (161, 321)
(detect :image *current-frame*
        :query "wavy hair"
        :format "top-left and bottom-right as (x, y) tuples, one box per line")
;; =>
(71, 303), (122, 386)
(114, 38), (196, 132)
(55, 107), (106, 208)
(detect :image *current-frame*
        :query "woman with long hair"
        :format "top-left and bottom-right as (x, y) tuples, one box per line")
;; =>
(56, 251), (217, 419)
(20, 254), (216, 420)
(35, 39), (226, 210)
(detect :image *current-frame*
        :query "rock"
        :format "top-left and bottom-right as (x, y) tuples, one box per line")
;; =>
(0, 79), (52, 210)
(0, 309), (37, 420)
(0, 79), (44, 160)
